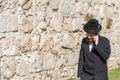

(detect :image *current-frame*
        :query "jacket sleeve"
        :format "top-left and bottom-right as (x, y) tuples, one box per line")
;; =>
(94, 38), (111, 61)
(77, 43), (84, 77)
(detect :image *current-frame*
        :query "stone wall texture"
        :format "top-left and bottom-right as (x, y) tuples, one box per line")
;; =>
(0, 0), (120, 80)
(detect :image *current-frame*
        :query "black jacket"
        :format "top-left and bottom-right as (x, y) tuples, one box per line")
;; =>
(77, 35), (111, 80)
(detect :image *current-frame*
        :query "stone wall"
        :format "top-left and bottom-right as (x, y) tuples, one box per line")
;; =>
(0, 0), (120, 80)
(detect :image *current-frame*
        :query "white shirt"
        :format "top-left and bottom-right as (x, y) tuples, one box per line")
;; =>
(89, 43), (93, 52)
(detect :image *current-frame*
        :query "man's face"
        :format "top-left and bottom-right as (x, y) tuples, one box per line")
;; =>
(87, 33), (96, 42)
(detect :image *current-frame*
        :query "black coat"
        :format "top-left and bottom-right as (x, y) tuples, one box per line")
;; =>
(77, 35), (111, 80)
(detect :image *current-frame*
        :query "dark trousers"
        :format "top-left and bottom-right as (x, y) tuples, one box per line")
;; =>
(91, 78), (95, 80)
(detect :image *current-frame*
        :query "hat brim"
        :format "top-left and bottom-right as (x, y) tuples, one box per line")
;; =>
(84, 23), (102, 34)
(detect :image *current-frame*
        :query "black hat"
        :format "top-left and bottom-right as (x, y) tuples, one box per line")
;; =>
(83, 19), (102, 34)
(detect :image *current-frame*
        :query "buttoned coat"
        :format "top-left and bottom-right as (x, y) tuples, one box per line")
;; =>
(77, 35), (111, 80)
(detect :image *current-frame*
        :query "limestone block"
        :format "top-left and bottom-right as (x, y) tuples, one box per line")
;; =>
(56, 54), (67, 67)
(2, 45), (19, 56)
(18, 0), (28, 6)
(94, 5), (108, 20)
(100, 18), (108, 33)
(109, 32), (119, 43)
(38, 0), (49, 5)
(16, 60), (29, 76)
(107, 21), (119, 33)
(0, 37), (20, 56)
(69, 0), (76, 17)
(43, 53), (56, 69)
(2, 68), (15, 79)
(72, 18), (83, 32)
(46, 7), (53, 18)
(36, 11), (45, 22)
(67, 52), (79, 66)
(0, 14), (18, 32)
(61, 33), (74, 49)
(50, 12), (62, 32)
(73, 32), (83, 48)
(18, 0), (32, 9)
(21, 34), (32, 52)
(49, 0), (60, 10)
(76, 2), (84, 13)
(21, 16), (33, 33)
(59, 0), (76, 17)
(62, 23), (72, 31)
(31, 35), (40, 51)
(46, 7), (53, 26)
(22, 0), (32, 10)
(62, 17), (72, 31)
(1, 57), (15, 79)
(35, 3), (46, 22)
(38, 22), (47, 30)
(4, 0), (18, 11)
(29, 53), (42, 73)
(39, 33), (53, 51)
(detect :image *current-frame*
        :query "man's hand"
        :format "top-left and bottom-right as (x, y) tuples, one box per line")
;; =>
(94, 35), (99, 45)
(77, 77), (81, 80)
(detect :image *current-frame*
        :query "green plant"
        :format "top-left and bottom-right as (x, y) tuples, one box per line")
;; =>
(67, 78), (76, 80)
(108, 68), (120, 80)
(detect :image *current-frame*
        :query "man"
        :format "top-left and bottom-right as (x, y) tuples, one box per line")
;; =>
(77, 19), (111, 80)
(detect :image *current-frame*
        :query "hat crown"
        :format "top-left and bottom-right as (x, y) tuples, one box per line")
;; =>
(88, 19), (99, 24)
(87, 19), (99, 30)
(83, 19), (102, 34)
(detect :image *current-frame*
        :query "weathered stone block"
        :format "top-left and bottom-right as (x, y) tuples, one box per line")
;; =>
(29, 53), (42, 73)
(20, 16), (33, 33)
(20, 0), (32, 10)
(39, 33), (53, 51)
(61, 33), (74, 49)
(67, 52), (79, 66)
(1, 57), (16, 79)
(16, 60), (29, 76)
(0, 14), (18, 32)
(50, 12), (62, 32)
(72, 18), (83, 32)
(20, 34), (32, 52)
(59, 0), (76, 17)
(43, 53), (56, 69)
(49, 0), (60, 10)
(31, 35), (40, 51)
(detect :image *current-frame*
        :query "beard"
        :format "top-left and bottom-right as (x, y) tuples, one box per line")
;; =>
(87, 37), (94, 43)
